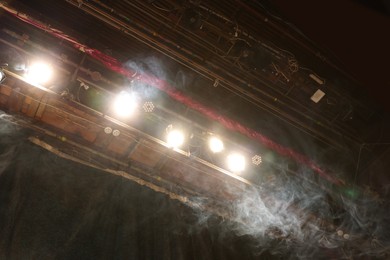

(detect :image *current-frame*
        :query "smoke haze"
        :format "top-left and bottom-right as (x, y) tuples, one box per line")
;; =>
(2, 57), (390, 259)
(119, 58), (390, 258)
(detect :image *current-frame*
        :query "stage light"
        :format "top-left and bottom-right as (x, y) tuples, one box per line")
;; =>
(24, 61), (53, 84)
(227, 153), (246, 173)
(112, 91), (138, 118)
(166, 125), (185, 148)
(167, 130), (185, 148)
(208, 136), (224, 153)
(252, 154), (262, 165)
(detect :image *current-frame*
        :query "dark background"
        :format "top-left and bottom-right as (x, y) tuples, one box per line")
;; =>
(272, 0), (390, 110)
(0, 122), (275, 260)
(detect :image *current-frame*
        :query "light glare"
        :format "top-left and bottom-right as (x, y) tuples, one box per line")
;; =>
(208, 136), (224, 153)
(167, 129), (185, 148)
(25, 61), (53, 84)
(227, 153), (246, 173)
(113, 91), (138, 117)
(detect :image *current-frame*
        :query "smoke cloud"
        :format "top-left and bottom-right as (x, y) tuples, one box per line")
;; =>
(124, 56), (169, 100)
(190, 165), (390, 259)
(120, 57), (390, 258)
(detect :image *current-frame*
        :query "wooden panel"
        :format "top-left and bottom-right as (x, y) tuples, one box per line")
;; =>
(0, 85), (12, 96)
(160, 159), (239, 201)
(0, 85), (12, 106)
(40, 105), (98, 143)
(35, 95), (49, 119)
(106, 134), (134, 156)
(25, 96), (41, 117)
(128, 140), (165, 168)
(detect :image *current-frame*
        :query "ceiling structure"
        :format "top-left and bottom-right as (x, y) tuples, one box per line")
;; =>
(271, 0), (390, 107)
(1, 0), (390, 258)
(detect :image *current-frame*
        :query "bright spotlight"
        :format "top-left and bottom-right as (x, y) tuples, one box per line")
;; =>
(25, 61), (53, 84)
(227, 153), (246, 173)
(166, 125), (185, 148)
(113, 91), (138, 118)
(208, 136), (224, 153)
